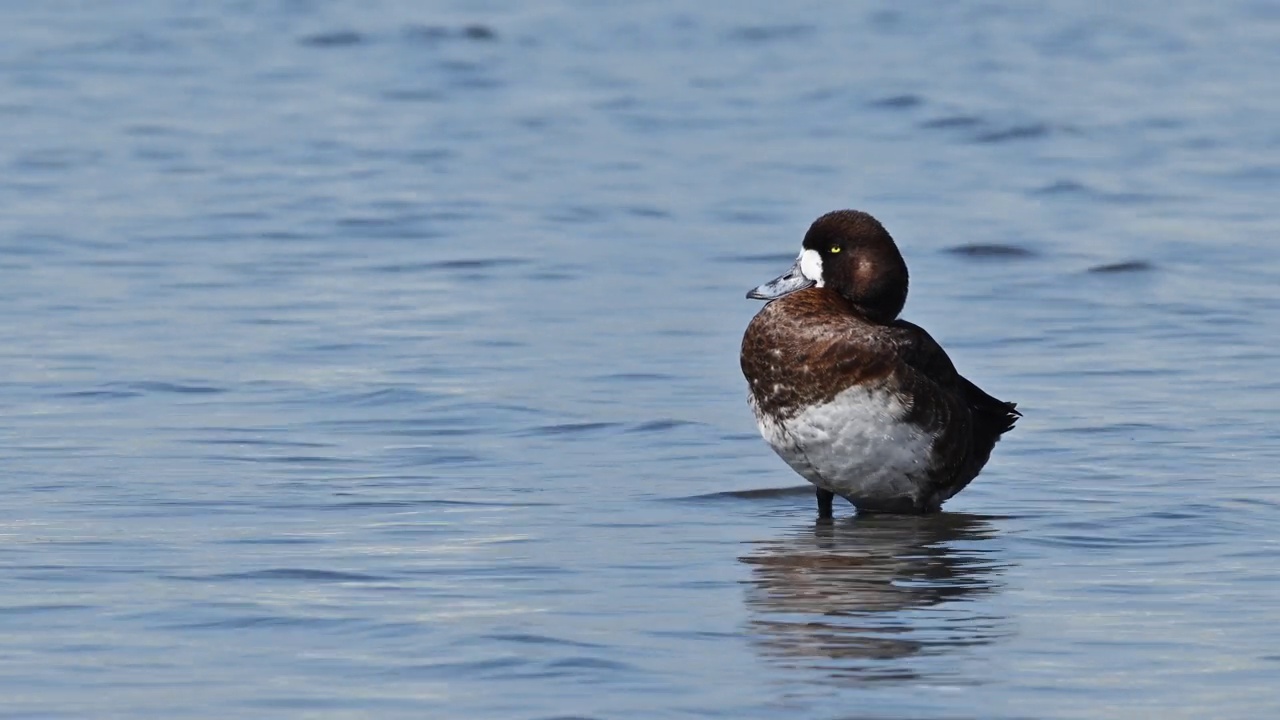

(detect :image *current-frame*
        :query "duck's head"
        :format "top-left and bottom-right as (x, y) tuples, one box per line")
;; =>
(747, 210), (909, 323)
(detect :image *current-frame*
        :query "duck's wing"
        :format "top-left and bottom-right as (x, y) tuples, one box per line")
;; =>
(887, 319), (1019, 432)
(886, 320), (1019, 501)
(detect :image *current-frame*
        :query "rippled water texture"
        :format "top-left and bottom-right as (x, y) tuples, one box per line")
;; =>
(2, 1), (1278, 718)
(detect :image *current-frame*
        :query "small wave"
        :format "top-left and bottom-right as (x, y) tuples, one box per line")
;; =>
(680, 485), (815, 502)
(870, 94), (923, 109)
(520, 422), (622, 437)
(945, 243), (1037, 258)
(185, 568), (387, 582)
(920, 115), (984, 129)
(402, 24), (498, 43)
(625, 419), (700, 433)
(299, 30), (364, 47)
(1088, 260), (1154, 274)
(117, 381), (225, 395)
(726, 24), (815, 43)
(973, 123), (1051, 143)
(717, 252), (796, 265)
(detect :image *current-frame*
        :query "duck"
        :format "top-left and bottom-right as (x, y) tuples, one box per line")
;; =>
(741, 210), (1019, 517)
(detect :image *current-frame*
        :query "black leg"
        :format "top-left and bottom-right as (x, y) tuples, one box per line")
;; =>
(816, 487), (834, 519)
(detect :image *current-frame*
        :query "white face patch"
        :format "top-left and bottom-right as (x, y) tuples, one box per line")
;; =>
(798, 249), (824, 287)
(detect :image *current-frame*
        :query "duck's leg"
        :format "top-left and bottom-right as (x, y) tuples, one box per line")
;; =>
(816, 487), (834, 519)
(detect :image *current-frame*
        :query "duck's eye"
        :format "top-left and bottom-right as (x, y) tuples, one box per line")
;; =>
(829, 246), (842, 254)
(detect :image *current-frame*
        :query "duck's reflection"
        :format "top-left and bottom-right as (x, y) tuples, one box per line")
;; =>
(741, 513), (1009, 683)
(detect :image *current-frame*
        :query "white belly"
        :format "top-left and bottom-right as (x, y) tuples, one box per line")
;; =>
(751, 385), (935, 503)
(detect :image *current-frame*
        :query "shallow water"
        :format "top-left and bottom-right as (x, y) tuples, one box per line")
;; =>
(2, 1), (1279, 718)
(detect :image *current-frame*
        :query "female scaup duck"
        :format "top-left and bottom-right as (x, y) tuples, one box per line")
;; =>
(741, 210), (1019, 517)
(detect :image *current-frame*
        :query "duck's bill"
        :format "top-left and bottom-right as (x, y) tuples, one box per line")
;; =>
(746, 259), (815, 300)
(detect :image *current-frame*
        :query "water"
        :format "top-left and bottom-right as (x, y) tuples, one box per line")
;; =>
(2, 1), (1278, 717)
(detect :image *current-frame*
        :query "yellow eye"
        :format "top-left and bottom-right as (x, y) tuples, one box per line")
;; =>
(829, 246), (841, 253)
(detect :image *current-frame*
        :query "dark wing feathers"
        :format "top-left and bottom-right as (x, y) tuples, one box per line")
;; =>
(886, 320), (1019, 502)
(889, 320), (1018, 432)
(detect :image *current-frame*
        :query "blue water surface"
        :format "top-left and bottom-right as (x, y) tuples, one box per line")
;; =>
(1, 1), (1278, 718)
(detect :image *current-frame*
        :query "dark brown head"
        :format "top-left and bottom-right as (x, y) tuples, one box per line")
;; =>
(747, 210), (909, 323)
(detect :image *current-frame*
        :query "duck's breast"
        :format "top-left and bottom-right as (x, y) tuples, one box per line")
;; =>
(752, 381), (935, 502)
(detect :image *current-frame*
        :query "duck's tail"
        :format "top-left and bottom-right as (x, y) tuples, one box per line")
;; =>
(991, 401), (1020, 436)
(961, 376), (1020, 439)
